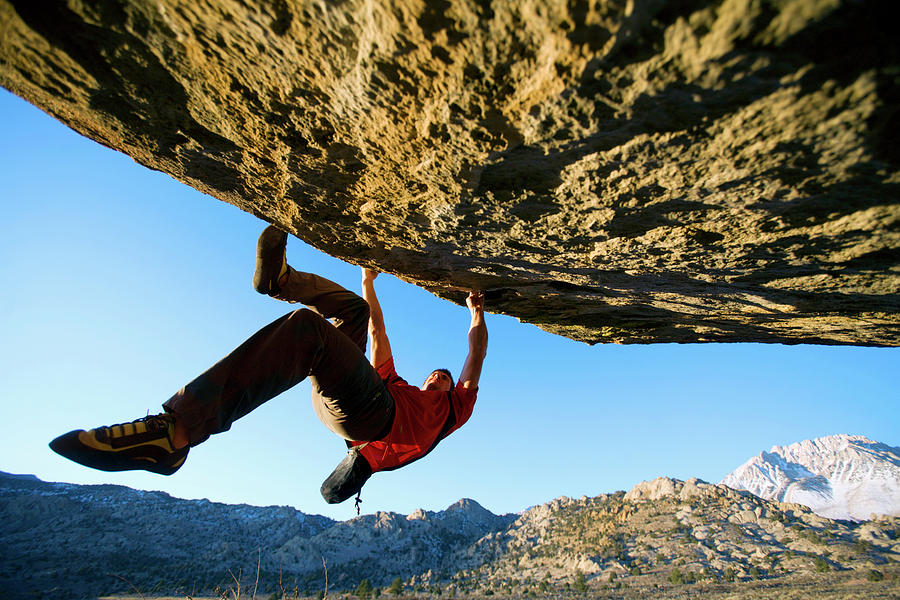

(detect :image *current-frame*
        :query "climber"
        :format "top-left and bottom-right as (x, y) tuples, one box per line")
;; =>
(49, 225), (488, 505)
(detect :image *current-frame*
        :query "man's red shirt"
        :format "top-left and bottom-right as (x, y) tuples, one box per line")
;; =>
(353, 358), (477, 472)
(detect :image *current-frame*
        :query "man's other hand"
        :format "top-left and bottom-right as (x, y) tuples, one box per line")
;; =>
(362, 268), (379, 283)
(467, 291), (485, 314)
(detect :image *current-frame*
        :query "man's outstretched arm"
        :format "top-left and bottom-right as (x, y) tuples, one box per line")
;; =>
(459, 292), (488, 390)
(361, 268), (393, 368)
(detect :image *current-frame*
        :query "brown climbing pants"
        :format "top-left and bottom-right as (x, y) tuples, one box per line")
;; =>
(163, 268), (394, 446)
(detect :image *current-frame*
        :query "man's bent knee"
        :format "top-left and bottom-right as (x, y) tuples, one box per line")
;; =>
(287, 307), (324, 325)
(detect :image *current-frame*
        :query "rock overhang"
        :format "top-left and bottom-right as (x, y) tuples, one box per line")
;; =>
(1, 0), (897, 345)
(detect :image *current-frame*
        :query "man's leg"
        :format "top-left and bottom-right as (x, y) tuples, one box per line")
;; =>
(272, 270), (391, 441)
(252, 225), (391, 440)
(254, 224), (368, 351)
(49, 225), (390, 475)
(162, 307), (389, 446)
(273, 268), (369, 352)
(49, 306), (388, 474)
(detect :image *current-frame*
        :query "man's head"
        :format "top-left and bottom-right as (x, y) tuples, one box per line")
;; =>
(421, 368), (454, 392)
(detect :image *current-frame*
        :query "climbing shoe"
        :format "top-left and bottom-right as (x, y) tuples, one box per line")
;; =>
(321, 447), (373, 504)
(49, 413), (188, 476)
(252, 224), (288, 295)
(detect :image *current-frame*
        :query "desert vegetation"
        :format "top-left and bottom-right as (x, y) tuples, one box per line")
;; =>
(103, 564), (900, 600)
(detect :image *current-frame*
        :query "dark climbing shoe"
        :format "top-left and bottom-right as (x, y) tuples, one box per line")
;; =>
(49, 413), (188, 476)
(321, 448), (373, 504)
(252, 225), (288, 295)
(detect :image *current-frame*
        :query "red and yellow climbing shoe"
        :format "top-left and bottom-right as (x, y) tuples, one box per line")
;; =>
(49, 413), (188, 476)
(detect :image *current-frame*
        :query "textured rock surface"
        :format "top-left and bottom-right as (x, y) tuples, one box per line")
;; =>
(1, 0), (898, 344)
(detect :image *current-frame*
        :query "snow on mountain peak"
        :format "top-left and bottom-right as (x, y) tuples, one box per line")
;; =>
(721, 434), (900, 521)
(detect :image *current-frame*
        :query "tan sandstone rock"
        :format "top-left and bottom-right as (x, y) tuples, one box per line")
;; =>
(1, 0), (897, 344)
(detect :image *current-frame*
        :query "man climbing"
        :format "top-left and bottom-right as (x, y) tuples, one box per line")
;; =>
(50, 225), (488, 504)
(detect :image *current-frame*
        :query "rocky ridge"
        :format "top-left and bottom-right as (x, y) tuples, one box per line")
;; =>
(1, 0), (898, 346)
(451, 477), (898, 591)
(2, 470), (898, 599)
(0, 471), (514, 599)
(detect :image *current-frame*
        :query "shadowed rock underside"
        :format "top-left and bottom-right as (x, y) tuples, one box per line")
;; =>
(1, 0), (898, 345)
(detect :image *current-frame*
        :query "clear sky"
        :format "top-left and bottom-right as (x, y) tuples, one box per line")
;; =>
(2, 88), (898, 522)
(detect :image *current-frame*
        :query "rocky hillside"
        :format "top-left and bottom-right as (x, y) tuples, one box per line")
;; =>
(0, 472), (333, 599)
(722, 435), (900, 521)
(443, 477), (898, 594)
(1, 0), (897, 346)
(0, 471), (514, 599)
(3, 471), (898, 599)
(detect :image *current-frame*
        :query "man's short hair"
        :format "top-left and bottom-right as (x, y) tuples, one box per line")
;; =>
(434, 368), (454, 387)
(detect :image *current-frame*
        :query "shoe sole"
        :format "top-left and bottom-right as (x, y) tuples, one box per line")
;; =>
(49, 430), (187, 476)
(321, 449), (372, 504)
(252, 225), (288, 295)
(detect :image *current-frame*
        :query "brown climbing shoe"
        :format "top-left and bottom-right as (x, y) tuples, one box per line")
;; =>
(49, 413), (188, 476)
(321, 447), (373, 504)
(252, 225), (288, 295)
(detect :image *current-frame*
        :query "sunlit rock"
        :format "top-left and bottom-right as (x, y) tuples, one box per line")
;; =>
(1, 0), (897, 344)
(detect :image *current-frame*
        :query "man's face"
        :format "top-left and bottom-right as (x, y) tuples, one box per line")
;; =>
(421, 370), (453, 392)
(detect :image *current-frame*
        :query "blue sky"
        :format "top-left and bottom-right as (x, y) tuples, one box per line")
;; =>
(2, 88), (898, 522)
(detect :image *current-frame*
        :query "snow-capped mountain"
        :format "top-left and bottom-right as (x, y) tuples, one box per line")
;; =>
(721, 434), (900, 521)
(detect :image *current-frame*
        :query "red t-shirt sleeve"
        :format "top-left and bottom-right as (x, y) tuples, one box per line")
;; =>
(447, 381), (477, 435)
(375, 357), (407, 386)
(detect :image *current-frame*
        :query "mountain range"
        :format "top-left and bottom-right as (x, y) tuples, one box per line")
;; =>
(3, 435), (899, 599)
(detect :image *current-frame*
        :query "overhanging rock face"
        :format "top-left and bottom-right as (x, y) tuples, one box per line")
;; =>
(2, 0), (898, 345)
